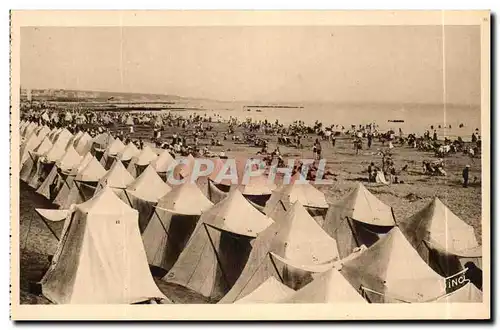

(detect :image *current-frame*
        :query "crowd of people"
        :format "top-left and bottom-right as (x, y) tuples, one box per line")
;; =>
(20, 102), (481, 188)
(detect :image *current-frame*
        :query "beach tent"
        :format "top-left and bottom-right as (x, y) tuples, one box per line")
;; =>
(20, 136), (53, 183)
(399, 197), (482, 277)
(94, 159), (134, 196)
(323, 183), (396, 259)
(40, 187), (168, 304)
(23, 122), (38, 140)
(69, 131), (83, 147)
(151, 149), (176, 180)
(432, 282), (482, 303)
(36, 125), (51, 141)
(20, 130), (43, 168)
(219, 202), (338, 303)
(27, 139), (68, 189)
(340, 228), (446, 303)
(117, 142), (140, 168)
(36, 145), (83, 200)
(233, 277), (295, 304)
(58, 156), (106, 209)
(263, 176), (329, 223)
(142, 182), (213, 272)
(100, 138), (126, 170)
(52, 152), (93, 207)
(125, 116), (135, 126)
(282, 268), (367, 304)
(73, 132), (93, 156)
(119, 165), (172, 233)
(92, 132), (112, 149)
(52, 128), (73, 149)
(163, 190), (274, 301)
(127, 145), (158, 177)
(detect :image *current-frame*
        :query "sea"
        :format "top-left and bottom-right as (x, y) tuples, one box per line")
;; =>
(165, 101), (482, 141)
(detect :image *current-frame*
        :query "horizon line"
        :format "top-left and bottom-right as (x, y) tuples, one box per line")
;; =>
(20, 86), (481, 108)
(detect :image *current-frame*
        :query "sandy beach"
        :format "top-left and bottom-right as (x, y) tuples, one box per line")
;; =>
(18, 117), (482, 304)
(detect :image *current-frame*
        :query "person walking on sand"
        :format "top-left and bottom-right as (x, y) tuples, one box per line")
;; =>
(463, 165), (470, 188)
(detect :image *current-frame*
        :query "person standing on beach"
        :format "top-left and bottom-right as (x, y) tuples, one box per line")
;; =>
(367, 133), (373, 149)
(433, 130), (438, 141)
(463, 165), (470, 188)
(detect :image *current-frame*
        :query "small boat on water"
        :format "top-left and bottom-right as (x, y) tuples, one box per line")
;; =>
(388, 120), (405, 123)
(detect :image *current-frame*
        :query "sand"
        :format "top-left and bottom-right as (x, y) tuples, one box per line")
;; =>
(17, 120), (482, 304)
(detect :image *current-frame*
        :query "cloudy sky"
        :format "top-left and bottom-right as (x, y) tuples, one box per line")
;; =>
(21, 25), (480, 105)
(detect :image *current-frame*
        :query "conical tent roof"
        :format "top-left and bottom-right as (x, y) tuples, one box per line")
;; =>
(283, 268), (367, 303)
(41, 187), (167, 304)
(33, 136), (54, 156)
(37, 125), (51, 140)
(202, 189), (274, 237)
(135, 145), (158, 166)
(156, 182), (213, 215)
(119, 142), (140, 161)
(271, 202), (339, 265)
(340, 228), (445, 303)
(263, 179), (328, 217)
(234, 277), (295, 304)
(93, 132), (111, 147)
(45, 141), (67, 163)
(126, 165), (171, 203)
(240, 174), (277, 196)
(400, 197), (480, 255)
(75, 156), (107, 182)
(20, 133), (43, 165)
(97, 159), (134, 189)
(152, 149), (176, 173)
(74, 132), (93, 156)
(106, 138), (126, 156)
(280, 181), (329, 209)
(48, 127), (60, 141)
(75, 152), (94, 174)
(433, 282), (482, 303)
(53, 128), (73, 148)
(71, 131), (83, 144)
(335, 183), (395, 226)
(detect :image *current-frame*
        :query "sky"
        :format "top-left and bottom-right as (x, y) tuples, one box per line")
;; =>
(20, 25), (481, 105)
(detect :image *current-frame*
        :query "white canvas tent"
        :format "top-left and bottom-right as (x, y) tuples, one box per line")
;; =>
(142, 182), (213, 272)
(323, 183), (396, 259)
(219, 202), (338, 303)
(127, 145), (159, 178)
(119, 165), (172, 233)
(263, 178), (329, 224)
(40, 187), (168, 304)
(58, 156), (107, 209)
(164, 189), (274, 301)
(36, 145), (83, 200)
(399, 197), (482, 277)
(340, 228), (446, 303)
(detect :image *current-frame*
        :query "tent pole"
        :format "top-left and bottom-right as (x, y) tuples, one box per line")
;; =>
(268, 253), (285, 284)
(23, 212), (35, 250)
(123, 189), (133, 208)
(202, 223), (230, 290)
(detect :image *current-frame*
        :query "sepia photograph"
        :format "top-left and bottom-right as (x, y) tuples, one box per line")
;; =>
(10, 10), (490, 320)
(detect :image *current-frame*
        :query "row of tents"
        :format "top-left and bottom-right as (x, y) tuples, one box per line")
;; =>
(19, 120), (483, 304)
